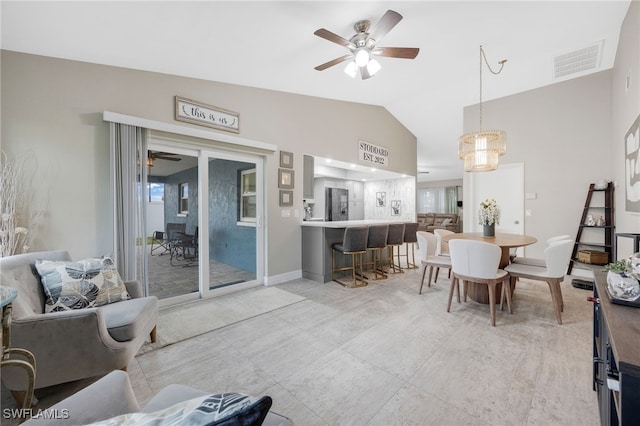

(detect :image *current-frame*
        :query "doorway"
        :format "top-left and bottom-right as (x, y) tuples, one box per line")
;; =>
(467, 163), (525, 253)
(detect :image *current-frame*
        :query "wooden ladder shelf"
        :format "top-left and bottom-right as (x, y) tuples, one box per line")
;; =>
(568, 182), (615, 275)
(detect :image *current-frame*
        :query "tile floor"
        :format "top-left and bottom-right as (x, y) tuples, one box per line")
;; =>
(2, 264), (600, 425)
(131, 268), (599, 425)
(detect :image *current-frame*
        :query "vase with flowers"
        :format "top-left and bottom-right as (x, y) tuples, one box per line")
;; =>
(479, 198), (500, 237)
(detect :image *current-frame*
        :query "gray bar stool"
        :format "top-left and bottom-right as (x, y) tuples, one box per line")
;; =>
(364, 224), (389, 280)
(332, 226), (369, 287)
(385, 223), (405, 274)
(401, 222), (419, 269)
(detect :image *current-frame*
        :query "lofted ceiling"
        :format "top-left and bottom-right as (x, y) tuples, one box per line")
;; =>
(1, 1), (631, 182)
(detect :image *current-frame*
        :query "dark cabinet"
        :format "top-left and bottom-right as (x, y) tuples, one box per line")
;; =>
(592, 271), (640, 425)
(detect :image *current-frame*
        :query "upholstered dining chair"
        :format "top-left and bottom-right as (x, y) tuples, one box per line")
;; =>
(416, 231), (451, 294)
(332, 226), (369, 287)
(433, 228), (454, 282)
(504, 239), (573, 324)
(511, 234), (572, 266)
(447, 239), (511, 326)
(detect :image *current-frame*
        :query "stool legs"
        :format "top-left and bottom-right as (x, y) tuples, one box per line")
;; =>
(403, 242), (418, 269)
(387, 244), (404, 274)
(332, 249), (368, 288)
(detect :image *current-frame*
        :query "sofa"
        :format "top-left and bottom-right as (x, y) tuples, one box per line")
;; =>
(23, 370), (293, 425)
(0, 251), (158, 403)
(417, 213), (460, 233)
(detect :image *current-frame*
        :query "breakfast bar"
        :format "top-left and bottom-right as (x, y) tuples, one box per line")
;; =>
(301, 220), (408, 283)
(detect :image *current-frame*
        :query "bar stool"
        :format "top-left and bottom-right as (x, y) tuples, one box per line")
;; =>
(332, 226), (369, 287)
(385, 223), (405, 274)
(364, 224), (388, 280)
(401, 222), (419, 269)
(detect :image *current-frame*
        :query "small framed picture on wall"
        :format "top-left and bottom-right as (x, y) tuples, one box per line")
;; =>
(376, 192), (386, 207)
(280, 151), (294, 169)
(391, 200), (401, 216)
(278, 168), (294, 189)
(279, 190), (293, 207)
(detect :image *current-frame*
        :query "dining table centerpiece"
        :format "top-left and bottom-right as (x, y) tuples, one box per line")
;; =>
(479, 198), (500, 237)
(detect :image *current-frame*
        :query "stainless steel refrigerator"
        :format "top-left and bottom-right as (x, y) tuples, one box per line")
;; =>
(324, 188), (349, 221)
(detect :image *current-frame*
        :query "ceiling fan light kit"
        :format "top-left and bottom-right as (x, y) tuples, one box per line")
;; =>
(314, 10), (419, 80)
(458, 46), (507, 172)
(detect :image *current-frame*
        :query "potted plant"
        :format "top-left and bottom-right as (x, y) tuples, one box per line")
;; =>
(478, 198), (500, 237)
(603, 258), (640, 302)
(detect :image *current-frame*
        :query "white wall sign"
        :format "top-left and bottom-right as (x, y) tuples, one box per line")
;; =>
(358, 140), (388, 167)
(175, 96), (240, 133)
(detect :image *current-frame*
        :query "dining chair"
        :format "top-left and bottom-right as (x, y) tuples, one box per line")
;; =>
(511, 235), (571, 266)
(504, 239), (573, 324)
(416, 231), (451, 294)
(447, 239), (511, 326)
(433, 228), (454, 282)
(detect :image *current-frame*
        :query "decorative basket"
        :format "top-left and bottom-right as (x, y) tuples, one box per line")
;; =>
(577, 250), (609, 265)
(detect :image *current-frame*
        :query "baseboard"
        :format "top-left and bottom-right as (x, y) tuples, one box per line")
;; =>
(265, 269), (303, 286)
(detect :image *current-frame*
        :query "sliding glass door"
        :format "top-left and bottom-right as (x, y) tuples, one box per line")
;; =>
(200, 150), (262, 297)
(145, 141), (263, 305)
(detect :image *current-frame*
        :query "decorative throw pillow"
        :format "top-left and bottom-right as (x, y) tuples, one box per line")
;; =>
(441, 218), (452, 225)
(88, 393), (272, 426)
(35, 257), (130, 313)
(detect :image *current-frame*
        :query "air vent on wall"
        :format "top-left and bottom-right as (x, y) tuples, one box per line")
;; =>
(552, 40), (603, 79)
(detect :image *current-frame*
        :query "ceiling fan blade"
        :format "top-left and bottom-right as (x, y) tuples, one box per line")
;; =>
(314, 55), (352, 71)
(373, 47), (419, 59)
(313, 28), (354, 48)
(368, 10), (402, 45)
(156, 156), (181, 162)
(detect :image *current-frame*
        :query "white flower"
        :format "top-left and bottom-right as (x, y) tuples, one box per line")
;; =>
(479, 198), (501, 226)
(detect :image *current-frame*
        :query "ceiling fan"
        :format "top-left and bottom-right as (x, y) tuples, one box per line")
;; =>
(313, 9), (419, 80)
(147, 151), (181, 168)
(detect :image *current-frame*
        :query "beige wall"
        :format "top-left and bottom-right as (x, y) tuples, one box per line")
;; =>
(461, 1), (639, 260)
(611, 0), (640, 259)
(1, 51), (417, 279)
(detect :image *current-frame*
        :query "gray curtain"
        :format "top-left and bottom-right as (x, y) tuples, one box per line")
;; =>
(110, 123), (148, 286)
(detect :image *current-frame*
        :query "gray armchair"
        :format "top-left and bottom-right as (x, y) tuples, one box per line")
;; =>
(23, 370), (293, 426)
(0, 250), (157, 405)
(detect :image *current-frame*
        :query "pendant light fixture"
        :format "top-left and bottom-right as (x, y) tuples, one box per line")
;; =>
(459, 46), (507, 172)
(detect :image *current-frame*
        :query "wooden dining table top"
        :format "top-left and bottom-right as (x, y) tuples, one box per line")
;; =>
(442, 232), (537, 248)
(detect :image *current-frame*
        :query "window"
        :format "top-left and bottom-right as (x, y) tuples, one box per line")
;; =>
(240, 169), (256, 222)
(179, 183), (189, 214)
(148, 182), (164, 203)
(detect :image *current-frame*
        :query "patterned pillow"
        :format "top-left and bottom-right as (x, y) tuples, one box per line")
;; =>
(441, 218), (452, 225)
(35, 257), (130, 313)
(88, 393), (272, 426)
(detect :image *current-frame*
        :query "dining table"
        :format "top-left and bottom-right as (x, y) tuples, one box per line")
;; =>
(442, 232), (538, 304)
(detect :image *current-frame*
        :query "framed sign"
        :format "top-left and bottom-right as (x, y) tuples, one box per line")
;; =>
(175, 96), (240, 133)
(359, 140), (388, 167)
(278, 168), (294, 189)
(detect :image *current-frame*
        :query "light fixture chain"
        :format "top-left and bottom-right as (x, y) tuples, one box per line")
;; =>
(478, 45), (506, 131)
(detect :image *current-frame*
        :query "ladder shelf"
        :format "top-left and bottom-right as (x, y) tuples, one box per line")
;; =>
(568, 182), (614, 276)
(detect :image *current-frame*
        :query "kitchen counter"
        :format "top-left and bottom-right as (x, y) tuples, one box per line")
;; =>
(301, 219), (407, 228)
(301, 219), (411, 282)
